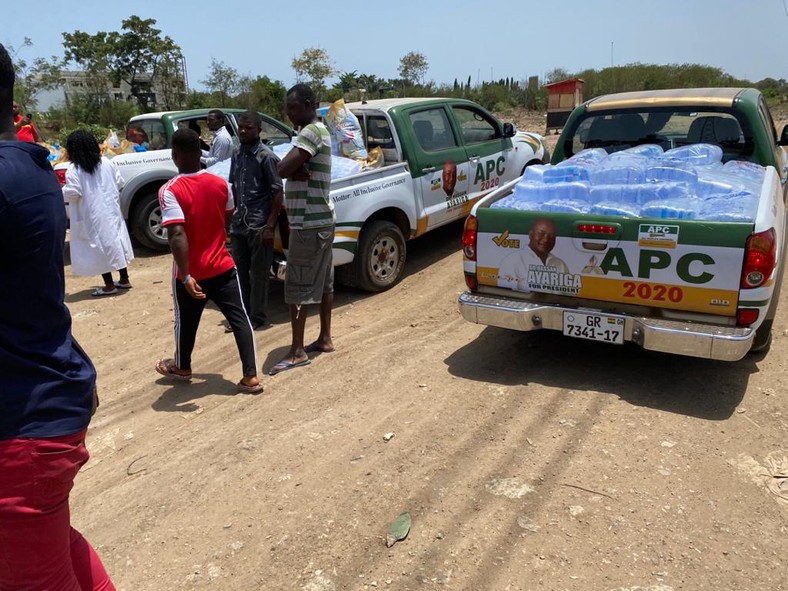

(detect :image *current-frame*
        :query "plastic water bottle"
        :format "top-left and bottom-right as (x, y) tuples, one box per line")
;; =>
(589, 201), (641, 217)
(645, 164), (698, 185)
(663, 143), (723, 166)
(722, 160), (765, 182)
(566, 148), (608, 163)
(538, 198), (591, 214)
(697, 191), (758, 222)
(620, 144), (664, 158)
(522, 164), (548, 183)
(640, 197), (700, 219)
(48, 142), (61, 162)
(589, 165), (646, 185)
(543, 164), (590, 183)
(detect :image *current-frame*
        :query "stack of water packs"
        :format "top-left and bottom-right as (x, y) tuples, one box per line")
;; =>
(493, 144), (765, 222)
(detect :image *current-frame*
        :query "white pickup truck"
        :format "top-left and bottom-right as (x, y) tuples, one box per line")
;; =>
(56, 108), (294, 250)
(459, 88), (788, 359)
(296, 97), (546, 291)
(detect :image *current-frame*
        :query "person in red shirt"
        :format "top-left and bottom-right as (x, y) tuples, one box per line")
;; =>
(155, 128), (263, 393)
(12, 100), (39, 142)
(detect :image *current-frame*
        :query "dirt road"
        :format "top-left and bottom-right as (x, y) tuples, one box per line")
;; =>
(65, 217), (787, 591)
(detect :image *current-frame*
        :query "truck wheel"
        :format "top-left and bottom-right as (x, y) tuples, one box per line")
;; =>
(131, 192), (169, 251)
(354, 220), (406, 292)
(749, 319), (773, 354)
(335, 263), (358, 288)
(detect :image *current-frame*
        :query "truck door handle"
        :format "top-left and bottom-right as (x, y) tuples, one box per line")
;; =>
(469, 155), (480, 163)
(422, 166), (435, 174)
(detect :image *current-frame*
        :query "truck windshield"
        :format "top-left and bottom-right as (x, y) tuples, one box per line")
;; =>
(564, 109), (755, 162)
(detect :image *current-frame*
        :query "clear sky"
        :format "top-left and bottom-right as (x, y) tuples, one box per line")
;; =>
(7, 0), (788, 96)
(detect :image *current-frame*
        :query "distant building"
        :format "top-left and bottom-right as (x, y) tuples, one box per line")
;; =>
(36, 66), (188, 112)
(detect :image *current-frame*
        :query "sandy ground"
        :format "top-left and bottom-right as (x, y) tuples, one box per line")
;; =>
(63, 113), (788, 591)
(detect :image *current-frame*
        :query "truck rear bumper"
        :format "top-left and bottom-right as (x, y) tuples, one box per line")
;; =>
(458, 291), (754, 362)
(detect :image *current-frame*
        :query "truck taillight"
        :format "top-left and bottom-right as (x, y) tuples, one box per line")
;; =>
(55, 169), (66, 185)
(462, 215), (478, 261)
(741, 228), (776, 289)
(736, 308), (759, 326)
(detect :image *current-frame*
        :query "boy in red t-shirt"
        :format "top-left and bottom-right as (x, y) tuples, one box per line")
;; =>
(155, 128), (262, 393)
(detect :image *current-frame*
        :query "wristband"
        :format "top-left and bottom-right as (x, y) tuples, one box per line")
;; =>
(182, 274), (192, 285)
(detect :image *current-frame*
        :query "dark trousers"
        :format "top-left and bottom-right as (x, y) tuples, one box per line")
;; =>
(231, 230), (272, 325)
(173, 268), (257, 376)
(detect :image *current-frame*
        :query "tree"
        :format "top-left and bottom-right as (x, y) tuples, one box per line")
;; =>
(238, 75), (287, 120)
(200, 59), (240, 106)
(398, 51), (429, 86)
(7, 38), (63, 112)
(335, 71), (358, 94)
(291, 47), (335, 95)
(63, 16), (185, 111)
(544, 67), (570, 85)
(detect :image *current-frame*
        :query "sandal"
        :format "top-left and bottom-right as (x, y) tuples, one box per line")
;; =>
(237, 379), (264, 394)
(91, 287), (118, 297)
(114, 281), (132, 290)
(155, 358), (192, 381)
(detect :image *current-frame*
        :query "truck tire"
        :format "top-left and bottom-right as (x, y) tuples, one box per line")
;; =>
(750, 319), (773, 354)
(131, 192), (169, 251)
(354, 220), (406, 292)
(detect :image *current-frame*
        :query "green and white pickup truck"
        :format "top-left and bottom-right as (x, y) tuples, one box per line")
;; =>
(56, 108), (294, 250)
(298, 97), (546, 291)
(459, 88), (788, 360)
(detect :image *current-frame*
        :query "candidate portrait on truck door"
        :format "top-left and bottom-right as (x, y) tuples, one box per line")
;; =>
(498, 218), (569, 292)
(442, 160), (457, 197)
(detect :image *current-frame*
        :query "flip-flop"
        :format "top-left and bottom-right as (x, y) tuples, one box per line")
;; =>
(114, 281), (132, 290)
(268, 358), (311, 376)
(237, 380), (264, 394)
(155, 358), (192, 381)
(304, 342), (335, 354)
(91, 287), (118, 296)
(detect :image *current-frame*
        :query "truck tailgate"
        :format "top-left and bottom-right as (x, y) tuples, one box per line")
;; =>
(474, 208), (753, 317)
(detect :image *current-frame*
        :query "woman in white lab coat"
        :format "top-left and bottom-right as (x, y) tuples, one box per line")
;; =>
(63, 129), (134, 296)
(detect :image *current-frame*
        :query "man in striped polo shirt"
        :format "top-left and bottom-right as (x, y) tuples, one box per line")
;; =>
(272, 84), (335, 375)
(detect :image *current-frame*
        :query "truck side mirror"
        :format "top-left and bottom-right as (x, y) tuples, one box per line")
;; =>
(503, 123), (516, 138)
(779, 124), (788, 147)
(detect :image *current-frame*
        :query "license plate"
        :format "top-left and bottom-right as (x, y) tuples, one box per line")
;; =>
(562, 311), (624, 344)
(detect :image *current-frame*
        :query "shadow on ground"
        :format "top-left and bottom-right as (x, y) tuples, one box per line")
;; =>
(446, 326), (758, 420)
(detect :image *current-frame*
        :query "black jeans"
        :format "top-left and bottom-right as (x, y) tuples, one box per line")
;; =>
(231, 229), (273, 325)
(173, 268), (257, 376)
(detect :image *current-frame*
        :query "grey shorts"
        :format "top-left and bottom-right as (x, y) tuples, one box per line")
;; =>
(284, 226), (335, 305)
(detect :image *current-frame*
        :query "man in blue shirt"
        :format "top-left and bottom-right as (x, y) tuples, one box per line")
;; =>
(228, 111), (284, 331)
(0, 43), (115, 590)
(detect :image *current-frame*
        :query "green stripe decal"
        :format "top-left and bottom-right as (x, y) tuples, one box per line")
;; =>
(335, 242), (356, 253)
(738, 299), (770, 307)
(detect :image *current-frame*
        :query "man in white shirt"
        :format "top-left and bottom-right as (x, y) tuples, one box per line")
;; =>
(498, 218), (569, 292)
(201, 109), (233, 166)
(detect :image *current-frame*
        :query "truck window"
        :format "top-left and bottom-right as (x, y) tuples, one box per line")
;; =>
(133, 119), (167, 150)
(177, 118), (209, 141)
(757, 97), (778, 144)
(410, 108), (457, 152)
(567, 110), (754, 161)
(366, 116), (395, 149)
(451, 106), (500, 144)
(259, 119), (290, 146)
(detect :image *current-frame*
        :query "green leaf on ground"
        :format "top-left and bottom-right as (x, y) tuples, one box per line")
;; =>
(385, 512), (412, 547)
